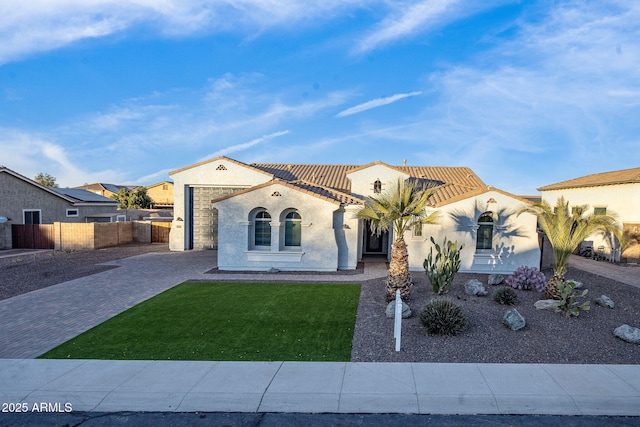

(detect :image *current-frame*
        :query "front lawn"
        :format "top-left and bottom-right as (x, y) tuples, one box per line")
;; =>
(40, 282), (360, 361)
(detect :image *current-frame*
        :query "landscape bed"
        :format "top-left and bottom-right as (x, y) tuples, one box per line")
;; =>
(40, 282), (360, 362)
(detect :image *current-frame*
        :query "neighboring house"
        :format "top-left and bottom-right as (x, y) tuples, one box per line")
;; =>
(146, 181), (174, 208)
(169, 156), (540, 273)
(0, 166), (120, 249)
(74, 183), (139, 199)
(538, 167), (640, 261)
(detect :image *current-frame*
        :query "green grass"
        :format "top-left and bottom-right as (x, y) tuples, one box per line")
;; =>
(39, 282), (360, 362)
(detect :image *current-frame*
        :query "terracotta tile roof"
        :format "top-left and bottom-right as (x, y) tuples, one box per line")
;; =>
(211, 179), (364, 206)
(538, 167), (640, 191)
(252, 163), (485, 195)
(253, 163), (355, 192)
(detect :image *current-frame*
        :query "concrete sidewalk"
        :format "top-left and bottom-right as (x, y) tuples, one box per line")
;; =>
(1, 359), (639, 415)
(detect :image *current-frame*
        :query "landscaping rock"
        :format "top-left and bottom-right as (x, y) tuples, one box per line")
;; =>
(566, 280), (583, 289)
(488, 274), (504, 286)
(503, 308), (526, 331)
(534, 299), (561, 312)
(267, 267), (280, 273)
(613, 324), (640, 344)
(385, 301), (412, 319)
(596, 295), (615, 309)
(464, 279), (488, 296)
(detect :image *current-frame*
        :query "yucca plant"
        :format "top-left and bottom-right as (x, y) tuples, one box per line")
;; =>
(518, 197), (621, 299)
(357, 178), (441, 302)
(420, 299), (466, 336)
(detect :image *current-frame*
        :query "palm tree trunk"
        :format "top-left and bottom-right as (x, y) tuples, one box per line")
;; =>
(386, 237), (411, 301)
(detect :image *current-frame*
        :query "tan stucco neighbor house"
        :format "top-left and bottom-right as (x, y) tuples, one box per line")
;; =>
(168, 156), (541, 273)
(538, 167), (640, 261)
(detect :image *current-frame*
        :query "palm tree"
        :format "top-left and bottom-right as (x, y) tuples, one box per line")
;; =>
(518, 197), (621, 299)
(357, 178), (440, 302)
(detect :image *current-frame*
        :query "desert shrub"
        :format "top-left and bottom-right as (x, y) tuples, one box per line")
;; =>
(493, 286), (519, 305)
(423, 237), (464, 295)
(420, 299), (466, 336)
(553, 280), (590, 317)
(505, 266), (546, 292)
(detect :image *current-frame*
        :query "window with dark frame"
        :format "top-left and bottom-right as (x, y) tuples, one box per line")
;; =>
(284, 211), (302, 247)
(254, 210), (271, 247)
(476, 212), (493, 250)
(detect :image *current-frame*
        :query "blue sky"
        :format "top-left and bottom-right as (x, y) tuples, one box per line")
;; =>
(0, 1), (638, 195)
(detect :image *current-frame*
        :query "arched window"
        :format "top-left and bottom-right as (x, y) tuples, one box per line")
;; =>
(254, 210), (271, 247)
(284, 211), (302, 247)
(373, 179), (382, 194)
(476, 212), (494, 250)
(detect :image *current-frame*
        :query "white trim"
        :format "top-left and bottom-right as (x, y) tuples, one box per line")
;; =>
(66, 208), (79, 217)
(246, 251), (304, 262)
(22, 209), (42, 224)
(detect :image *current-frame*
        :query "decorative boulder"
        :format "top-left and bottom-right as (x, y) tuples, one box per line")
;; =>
(503, 308), (526, 331)
(488, 274), (504, 286)
(534, 299), (561, 312)
(613, 325), (640, 344)
(596, 295), (615, 309)
(386, 301), (412, 319)
(267, 267), (280, 273)
(566, 280), (583, 289)
(464, 279), (488, 296)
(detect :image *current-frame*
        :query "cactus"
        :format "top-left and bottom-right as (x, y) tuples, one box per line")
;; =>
(423, 236), (464, 295)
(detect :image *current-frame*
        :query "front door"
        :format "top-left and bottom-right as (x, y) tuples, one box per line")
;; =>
(364, 220), (388, 254)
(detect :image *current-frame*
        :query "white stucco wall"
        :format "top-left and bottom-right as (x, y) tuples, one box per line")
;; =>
(541, 184), (639, 223)
(346, 164), (409, 199)
(214, 183), (354, 271)
(540, 184), (635, 259)
(406, 191), (540, 274)
(168, 158), (273, 251)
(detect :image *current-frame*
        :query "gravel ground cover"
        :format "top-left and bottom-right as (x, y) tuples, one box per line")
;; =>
(352, 267), (640, 364)
(0, 244), (168, 301)
(2, 245), (639, 364)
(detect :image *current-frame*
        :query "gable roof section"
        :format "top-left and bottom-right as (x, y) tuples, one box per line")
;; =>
(253, 163), (355, 192)
(538, 167), (640, 191)
(252, 163), (485, 195)
(432, 186), (534, 207)
(175, 156), (489, 205)
(74, 183), (138, 194)
(170, 156), (274, 178)
(211, 179), (364, 206)
(54, 188), (119, 204)
(0, 166), (76, 203)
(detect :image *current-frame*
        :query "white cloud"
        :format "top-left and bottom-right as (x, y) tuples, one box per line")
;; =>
(407, 0), (640, 191)
(354, 0), (509, 53)
(199, 130), (289, 161)
(0, 127), (126, 187)
(336, 91), (422, 117)
(0, 0), (369, 64)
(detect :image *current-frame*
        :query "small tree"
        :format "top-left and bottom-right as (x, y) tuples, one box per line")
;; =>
(357, 178), (440, 302)
(111, 187), (152, 209)
(518, 197), (621, 299)
(34, 172), (58, 187)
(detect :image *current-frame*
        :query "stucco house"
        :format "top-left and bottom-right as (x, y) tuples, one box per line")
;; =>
(74, 182), (138, 199)
(0, 166), (120, 249)
(168, 156), (540, 273)
(145, 181), (174, 208)
(538, 167), (640, 261)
